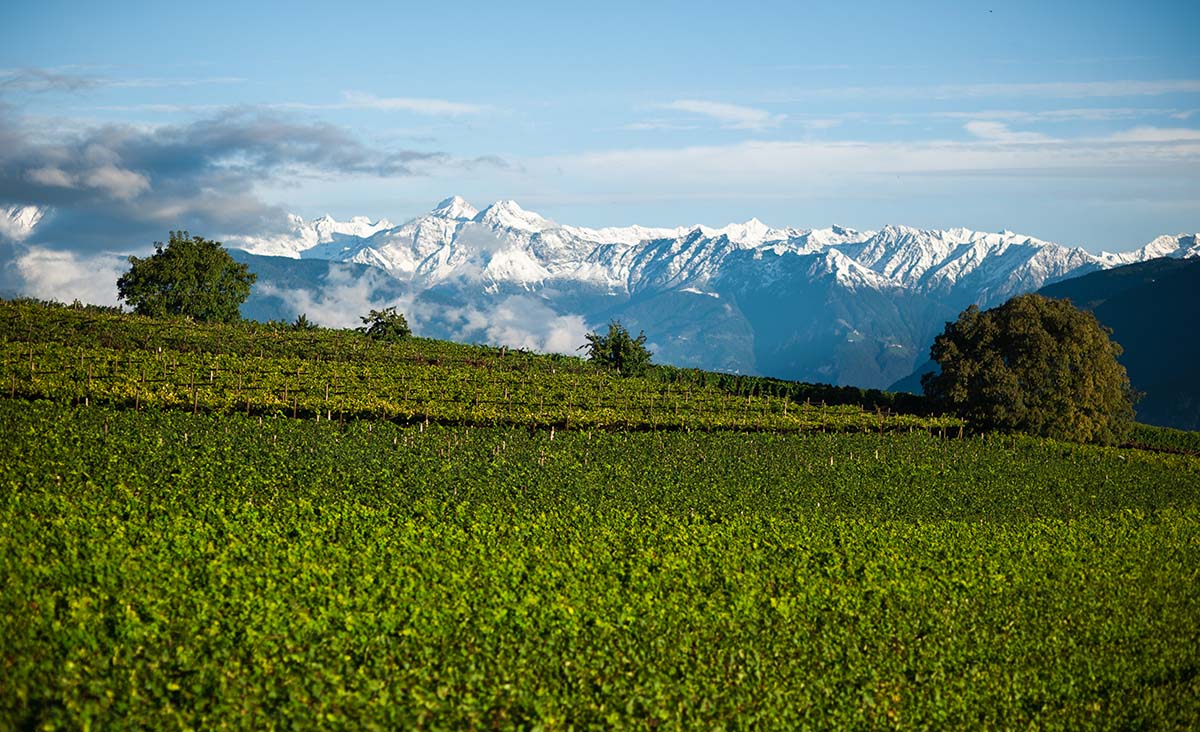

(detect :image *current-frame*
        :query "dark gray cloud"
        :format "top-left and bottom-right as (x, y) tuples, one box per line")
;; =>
(0, 109), (448, 252)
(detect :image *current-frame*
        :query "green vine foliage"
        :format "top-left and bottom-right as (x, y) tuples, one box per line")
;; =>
(1, 401), (1198, 728)
(0, 300), (959, 433)
(1, 298), (1198, 728)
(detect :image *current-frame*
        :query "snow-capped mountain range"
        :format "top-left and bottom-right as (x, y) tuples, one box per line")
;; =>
(5, 197), (1196, 389)
(219, 196), (1199, 387)
(228, 196), (1199, 309)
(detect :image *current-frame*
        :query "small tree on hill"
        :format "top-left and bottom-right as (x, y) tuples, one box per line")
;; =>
(581, 320), (652, 376)
(292, 313), (319, 331)
(117, 231), (255, 323)
(359, 306), (411, 341)
(922, 293), (1137, 444)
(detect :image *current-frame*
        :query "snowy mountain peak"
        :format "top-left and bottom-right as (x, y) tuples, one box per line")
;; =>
(815, 249), (897, 290)
(718, 217), (779, 246)
(474, 200), (551, 232)
(432, 195), (479, 221)
(1098, 232), (1200, 265)
(226, 213), (394, 259)
(0, 205), (45, 242)
(225, 197), (1196, 311)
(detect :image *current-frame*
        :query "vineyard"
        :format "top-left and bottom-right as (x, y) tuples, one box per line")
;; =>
(2, 299), (1199, 729)
(0, 300), (956, 433)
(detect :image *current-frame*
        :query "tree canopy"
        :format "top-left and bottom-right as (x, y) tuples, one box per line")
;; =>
(581, 320), (652, 376)
(116, 231), (255, 323)
(359, 306), (411, 341)
(922, 293), (1137, 444)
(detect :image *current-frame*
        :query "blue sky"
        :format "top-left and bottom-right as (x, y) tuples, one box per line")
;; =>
(1, 0), (1198, 254)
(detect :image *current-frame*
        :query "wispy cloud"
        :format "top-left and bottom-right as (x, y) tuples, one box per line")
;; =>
(340, 91), (487, 116)
(545, 126), (1200, 192)
(86, 92), (491, 118)
(932, 107), (1182, 123)
(621, 120), (699, 132)
(278, 91), (490, 116)
(0, 67), (99, 93)
(658, 100), (785, 131)
(964, 121), (1054, 143)
(0, 68), (482, 121)
(1106, 126), (1200, 143)
(772, 79), (1200, 101)
(0, 67), (245, 94)
(108, 76), (246, 89)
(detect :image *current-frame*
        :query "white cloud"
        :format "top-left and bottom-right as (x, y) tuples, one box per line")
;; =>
(340, 91), (488, 116)
(458, 295), (587, 354)
(542, 130), (1200, 193)
(82, 165), (150, 199)
(93, 93), (492, 118)
(27, 166), (75, 187)
(621, 120), (700, 132)
(258, 268), (587, 355)
(659, 100), (785, 130)
(964, 121), (1053, 143)
(278, 92), (490, 116)
(931, 108), (1178, 123)
(15, 248), (125, 306)
(953, 79), (1200, 98)
(1106, 126), (1200, 143)
(777, 79), (1200, 101)
(799, 119), (841, 130)
(109, 76), (246, 89)
(257, 266), (408, 329)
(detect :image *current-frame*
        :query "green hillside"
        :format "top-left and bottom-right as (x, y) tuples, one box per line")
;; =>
(0, 299), (946, 433)
(1037, 257), (1200, 430)
(2, 299), (1199, 729)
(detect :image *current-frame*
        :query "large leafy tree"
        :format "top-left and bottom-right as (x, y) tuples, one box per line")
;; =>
(358, 306), (411, 341)
(582, 320), (652, 375)
(922, 293), (1137, 444)
(117, 231), (255, 323)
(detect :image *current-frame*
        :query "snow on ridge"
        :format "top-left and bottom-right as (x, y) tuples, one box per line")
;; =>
(474, 199), (552, 232)
(432, 195), (479, 221)
(230, 213), (394, 259)
(0, 205), (45, 242)
(222, 196), (1197, 300)
(817, 248), (900, 290)
(1097, 233), (1200, 266)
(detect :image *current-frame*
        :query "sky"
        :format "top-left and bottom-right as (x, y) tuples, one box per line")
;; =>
(1, 0), (1198, 266)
